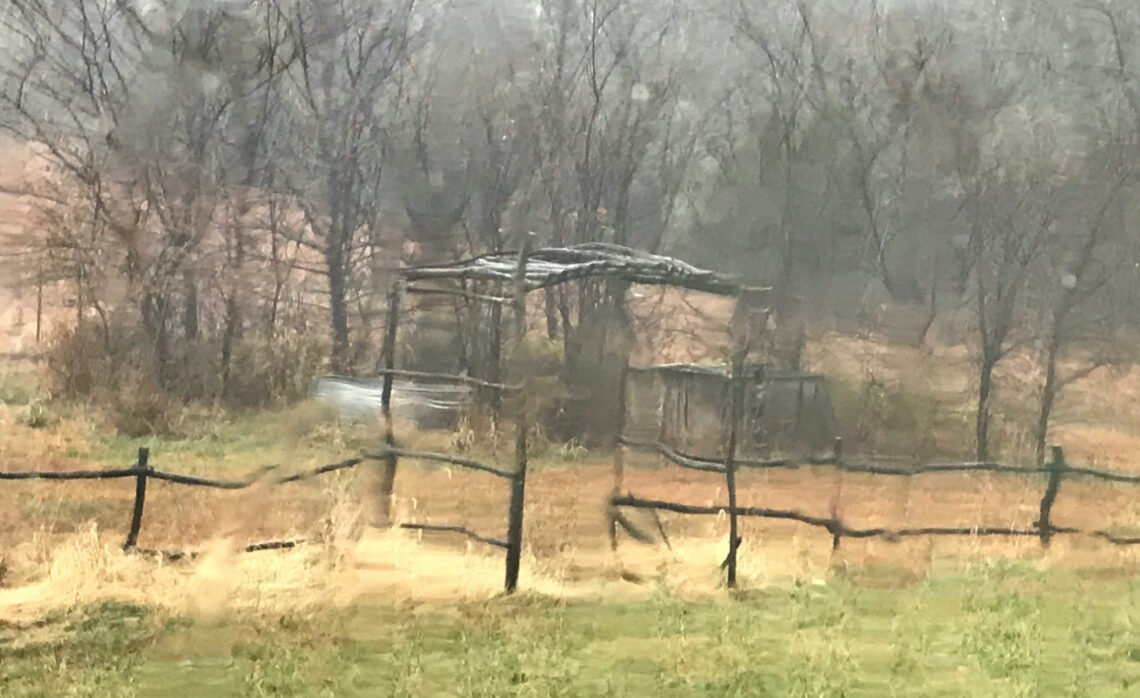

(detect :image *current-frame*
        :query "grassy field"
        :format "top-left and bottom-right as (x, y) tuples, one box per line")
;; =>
(7, 346), (1140, 696)
(3, 560), (1140, 697)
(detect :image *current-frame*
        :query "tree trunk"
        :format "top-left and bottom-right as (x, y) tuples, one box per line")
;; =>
(326, 249), (352, 374)
(142, 291), (172, 390)
(220, 293), (240, 399)
(975, 357), (996, 461)
(914, 252), (940, 348)
(182, 268), (199, 342)
(487, 285), (504, 412)
(544, 287), (560, 339)
(1035, 336), (1061, 466)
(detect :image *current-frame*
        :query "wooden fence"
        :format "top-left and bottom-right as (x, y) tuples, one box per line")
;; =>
(0, 434), (525, 581)
(612, 437), (1140, 587)
(7, 436), (1140, 592)
(0, 446), (367, 559)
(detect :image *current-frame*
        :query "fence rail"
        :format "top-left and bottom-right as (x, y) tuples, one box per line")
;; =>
(611, 440), (1140, 577)
(10, 435), (1140, 592)
(367, 447), (515, 479)
(1, 446), (371, 556)
(0, 459), (363, 488)
(620, 436), (1140, 482)
(611, 494), (1048, 541)
(1, 436), (522, 582)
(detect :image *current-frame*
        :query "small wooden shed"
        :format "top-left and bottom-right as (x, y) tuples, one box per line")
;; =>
(624, 362), (834, 457)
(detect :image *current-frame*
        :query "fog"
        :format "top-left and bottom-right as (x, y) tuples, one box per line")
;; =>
(2, 0), (1139, 460)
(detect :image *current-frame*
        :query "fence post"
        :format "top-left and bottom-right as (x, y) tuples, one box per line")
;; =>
(609, 359), (630, 551)
(122, 447), (149, 551)
(505, 431), (528, 592)
(1037, 445), (1065, 547)
(378, 283), (403, 527)
(721, 366), (745, 587)
(830, 437), (843, 551)
(504, 233), (532, 594)
(722, 293), (755, 589)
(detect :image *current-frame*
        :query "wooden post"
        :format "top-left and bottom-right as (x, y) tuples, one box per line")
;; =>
(504, 234), (532, 593)
(830, 437), (843, 551)
(722, 292), (753, 588)
(609, 360), (630, 550)
(488, 280), (504, 424)
(1037, 445), (1065, 547)
(35, 261), (43, 344)
(378, 283), (403, 527)
(122, 447), (149, 551)
(723, 365), (744, 587)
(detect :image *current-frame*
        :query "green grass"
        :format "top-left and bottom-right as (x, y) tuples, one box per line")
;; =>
(5, 561), (1140, 697)
(62, 402), (379, 476)
(0, 361), (38, 406)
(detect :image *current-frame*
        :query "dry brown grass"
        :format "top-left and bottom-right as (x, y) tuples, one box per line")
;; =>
(9, 449), (1140, 623)
(4, 310), (1140, 617)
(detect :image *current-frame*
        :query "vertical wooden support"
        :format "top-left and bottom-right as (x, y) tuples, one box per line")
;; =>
(505, 422), (528, 592)
(378, 282), (403, 527)
(609, 360), (630, 551)
(123, 447), (149, 551)
(488, 280), (504, 423)
(830, 437), (844, 551)
(723, 364), (743, 587)
(722, 292), (752, 588)
(504, 234), (532, 593)
(1037, 445), (1065, 547)
(35, 261), (44, 344)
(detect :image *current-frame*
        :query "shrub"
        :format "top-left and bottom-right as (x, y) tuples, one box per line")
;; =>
(224, 329), (328, 408)
(44, 316), (328, 435)
(105, 379), (184, 437)
(0, 382), (33, 406)
(21, 398), (59, 429)
(46, 322), (106, 399)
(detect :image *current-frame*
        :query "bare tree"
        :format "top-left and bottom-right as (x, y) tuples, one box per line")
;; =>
(964, 179), (1053, 461)
(275, 0), (415, 374)
(525, 0), (698, 441)
(730, 0), (822, 312)
(1031, 163), (1133, 463)
(1, 1), (274, 390)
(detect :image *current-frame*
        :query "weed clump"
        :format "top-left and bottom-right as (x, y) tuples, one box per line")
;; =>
(20, 398), (58, 429)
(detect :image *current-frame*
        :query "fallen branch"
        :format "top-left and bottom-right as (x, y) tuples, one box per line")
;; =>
(608, 509), (659, 544)
(127, 538), (307, 561)
(400, 522), (509, 548)
(244, 539), (305, 552)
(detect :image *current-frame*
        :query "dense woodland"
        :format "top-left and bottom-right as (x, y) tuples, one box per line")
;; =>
(2, 0), (1140, 461)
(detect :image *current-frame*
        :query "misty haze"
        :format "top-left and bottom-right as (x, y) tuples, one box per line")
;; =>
(4, 1), (1140, 695)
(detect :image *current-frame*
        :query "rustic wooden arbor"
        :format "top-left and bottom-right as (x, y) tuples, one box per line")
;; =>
(373, 240), (765, 592)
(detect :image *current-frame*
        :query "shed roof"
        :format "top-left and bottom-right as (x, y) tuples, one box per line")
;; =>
(399, 242), (764, 297)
